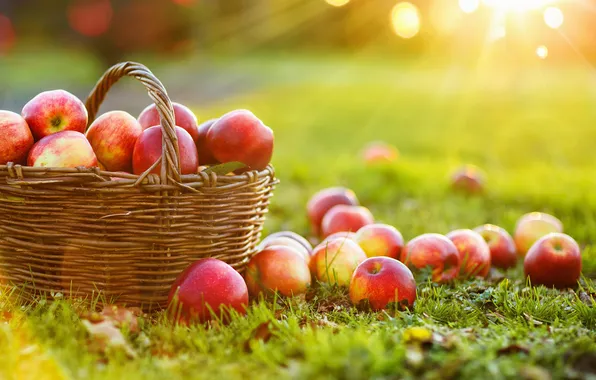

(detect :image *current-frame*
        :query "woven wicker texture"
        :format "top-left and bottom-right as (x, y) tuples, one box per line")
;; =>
(0, 62), (277, 310)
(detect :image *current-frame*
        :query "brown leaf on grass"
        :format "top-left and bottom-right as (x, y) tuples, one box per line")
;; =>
(101, 304), (140, 333)
(578, 291), (595, 306)
(299, 316), (340, 333)
(82, 319), (137, 359)
(244, 321), (277, 352)
(497, 344), (530, 356)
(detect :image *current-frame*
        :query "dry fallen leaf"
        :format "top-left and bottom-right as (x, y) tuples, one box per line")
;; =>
(82, 319), (137, 358)
(497, 344), (530, 356)
(244, 321), (276, 352)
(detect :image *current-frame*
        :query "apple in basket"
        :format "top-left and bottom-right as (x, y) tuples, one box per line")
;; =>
(168, 258), (248, 324)
(132, 125), (199, 175)
(21, 89), (88, 141)
(27, 131), (98, 168)
(0, 110), (34, 165)
(196, 118), (219, 166)
(86, 111), (143, 172)
(138, 102), (200, 143)
(206, 109), (273, 173)
(307, 187), (359, 237)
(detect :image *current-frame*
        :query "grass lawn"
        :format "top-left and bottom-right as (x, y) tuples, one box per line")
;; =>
(1, 53), (596, 379)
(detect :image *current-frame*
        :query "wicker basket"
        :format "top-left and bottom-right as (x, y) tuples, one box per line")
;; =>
(0, 62), (277, 310)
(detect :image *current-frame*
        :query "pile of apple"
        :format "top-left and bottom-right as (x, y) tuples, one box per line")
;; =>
(168, 186), (582, 325)
(0, 90), (274, 174)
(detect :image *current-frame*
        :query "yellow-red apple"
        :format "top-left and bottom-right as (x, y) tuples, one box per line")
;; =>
(446, 229), (491, 278)
(450, 165), (485, 194)
(400, 233), (460, 283)
(257, 236), (310, 263)
(474, 224), (517, 269)
(524, 233), (581, 289)
(514, 212), (563, 256)
(354, 223), (404, 259)
(132, 125), (199, 175)
(206, 109), (273, 172)
(168, 258), (248, 325)
(321, 205), (374, 238)
(263, 231), (313, 256)
(27, 131), (98, 168)
(138, 102), (199, 143)
(86, 111), (142, 172)
(21, 89), (88, 140)
(245, 246), (311, 298)
(307, 187), (359, 236)
(361, 141), (399, 165)
(309, 238), (367, 286)
(0, 110), (34, 164)
(349, 257), (416, 310)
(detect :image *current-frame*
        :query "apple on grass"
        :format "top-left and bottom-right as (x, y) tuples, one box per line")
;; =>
(262, 231), (313, 256)
(354, 223), (404, 259)
(86, 111), (143, 172)
(446, 229), (491, 278)
(514, 212), (563, 256)
(168, 258), (248, 325)
(309, 238), (367, 287)
(361, 141), (399, 165)
(21, 89), (88, 141)
(524, 232), (581, 289)
(321, 204), (374, 238)
(206, 109), (273, 173)
(132, 125), (199, 175)
(349, 257), (416, 310)
(474, 224), (517, 269)
(257, 236), (311, 263)
(196, 118), (219, 166)
(400, 233), (460, 283)
(27, 131), (98, 168)
(450, 165), (485, 195)
(307, 187), (359, 236)
(0, 110), (34, 165)
(322, 231), (357, 245)
(245, 246), (311, 298)
(138, 102), (200, 143)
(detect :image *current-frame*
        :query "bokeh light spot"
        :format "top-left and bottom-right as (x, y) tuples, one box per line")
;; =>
(391, 2), (421, 39)
(536, 45), (549, 59)
(172, 0), (197, 6)
(543, 7), (564, 29)
(0, 13), (16, 54)
(325, 0), (350, 7)
(459, 0), (480, 14)
(68, 0), (113, 37)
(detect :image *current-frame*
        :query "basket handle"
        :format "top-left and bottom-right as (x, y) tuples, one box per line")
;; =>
(85, 61), (181, 184)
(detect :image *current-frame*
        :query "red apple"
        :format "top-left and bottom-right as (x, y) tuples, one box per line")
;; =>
(168, 258), (248, 324)
(206, 109), (273, 172)
(349, 257), (416, 310)
(474, 224), (517, 269)
(21, 89), (88, 141)
(362, 141), (399, 165)
(132, 125), (199, 175)
(400, 233), (460, 283)
(354, 223), (404, 259)
(86, 111), (142, 172)
(0, 110), (34, 164)
(307, 187), (359, 236)
(524, 233), (581, 289)
(257, 236), (310, 263)
(138, 102), (199, 143)
(309, 238), (367, 286)
(27, 131), (98, 168)
(514, 212), (563, 256)
(321, 205), (374, 238)
(196, 118), (218, 165)
(322, 231), (357, 245)
(262, 231), (313, 255)
(446, 229), (491, 278)
(450, 165), (485, 194)
(245, 246), (311, 297)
